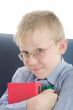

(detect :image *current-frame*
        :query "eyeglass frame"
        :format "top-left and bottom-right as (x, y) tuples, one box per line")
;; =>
(18, 45), (54, 61)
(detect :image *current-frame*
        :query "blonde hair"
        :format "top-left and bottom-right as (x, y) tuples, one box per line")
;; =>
(15, 10), (65, 47)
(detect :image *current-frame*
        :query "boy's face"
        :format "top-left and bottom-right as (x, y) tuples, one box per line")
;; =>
(19, 27), (67, 79)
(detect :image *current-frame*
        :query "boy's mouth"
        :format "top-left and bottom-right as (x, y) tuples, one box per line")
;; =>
(31, 67), (42, 72)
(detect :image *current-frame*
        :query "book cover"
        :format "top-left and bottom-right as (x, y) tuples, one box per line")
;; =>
(8, 82), (41, 104)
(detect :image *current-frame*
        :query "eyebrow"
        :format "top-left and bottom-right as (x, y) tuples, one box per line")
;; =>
(21, 47), (46, 53)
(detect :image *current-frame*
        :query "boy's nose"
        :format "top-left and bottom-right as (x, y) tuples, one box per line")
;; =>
(28, 55), (38, 65)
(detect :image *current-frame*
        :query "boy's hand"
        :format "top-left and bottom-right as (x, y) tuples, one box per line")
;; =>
(27, 89), (58, 110)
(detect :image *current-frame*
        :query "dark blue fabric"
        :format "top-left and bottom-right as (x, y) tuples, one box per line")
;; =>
(63, 39), (73, 65)
(0, 34), (23, 97)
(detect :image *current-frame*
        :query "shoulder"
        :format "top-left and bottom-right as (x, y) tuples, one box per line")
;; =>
(60, 63), (73, 80)
(55, 62), (73, 92)
(14, 66), (32, 75)
(16, 66), (31, 73)
(12, 66), (33, 82)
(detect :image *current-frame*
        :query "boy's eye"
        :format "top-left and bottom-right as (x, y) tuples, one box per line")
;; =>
(23, 51), (29, 56)
(36, 49), (44, 54)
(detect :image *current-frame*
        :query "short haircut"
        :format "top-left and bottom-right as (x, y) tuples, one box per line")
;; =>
(15, 10), (65, 46)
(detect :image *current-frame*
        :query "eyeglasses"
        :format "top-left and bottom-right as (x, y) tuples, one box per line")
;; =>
(18, 46), (52, 61)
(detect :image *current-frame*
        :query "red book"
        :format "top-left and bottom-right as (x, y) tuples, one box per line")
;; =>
(8, 82), (41, 104)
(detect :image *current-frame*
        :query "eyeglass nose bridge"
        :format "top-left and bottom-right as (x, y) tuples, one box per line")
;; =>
(28, 51), (37, 58)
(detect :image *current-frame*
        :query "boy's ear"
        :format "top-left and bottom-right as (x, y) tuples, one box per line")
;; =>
(58, 39), (68, 55)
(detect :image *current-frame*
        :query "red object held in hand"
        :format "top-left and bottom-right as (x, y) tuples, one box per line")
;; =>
(8, 82), (41, 104)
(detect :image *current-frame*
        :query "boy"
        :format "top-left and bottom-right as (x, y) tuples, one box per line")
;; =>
(0, 10), (73, 110)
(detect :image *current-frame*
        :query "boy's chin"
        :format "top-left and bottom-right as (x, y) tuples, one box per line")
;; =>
(35, 73), (48, 79)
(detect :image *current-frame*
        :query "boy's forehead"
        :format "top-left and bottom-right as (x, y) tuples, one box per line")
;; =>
(19, 31), (55, 51)
(19, 27), (55, 50)
(21, 26), (53, 42)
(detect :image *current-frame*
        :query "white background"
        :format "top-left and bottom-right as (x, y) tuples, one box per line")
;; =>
(0, 0), (73, 39)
